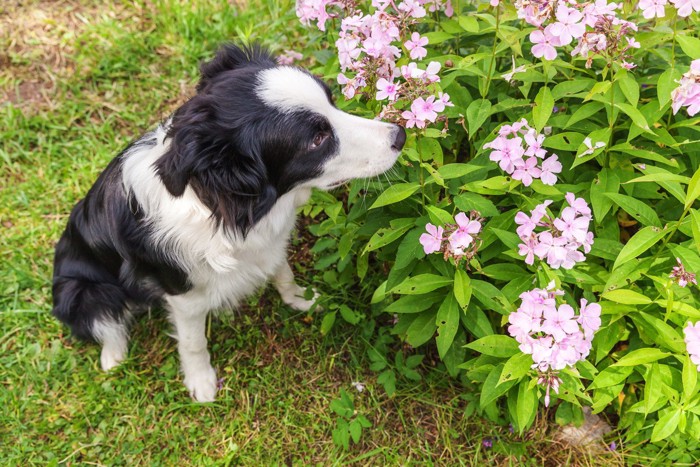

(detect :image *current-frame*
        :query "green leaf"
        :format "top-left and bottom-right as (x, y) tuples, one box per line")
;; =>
(677, 35), (700, 59)
(369, 183), (420, 209)
(453, 269), (472, 309)
(685, 167), (700, 210)
(532, 86), (554, 131)
(466, 99), (492, 137)
(613, 226), (667, 270)
(405, 310), (438, 347)
(320, 312), (336, 336)
(498, 352), (533, 385)
(454, 192), (499, 217)
(349, 420), (362, 444)
(691, 210), (700, 255)
(613, 348), (670, 366)
(618, 74), (639, 107)
(565, 102), (605, 129)
(438, 163), (485, 180)
(516, 379), (537, 433)
(590, 365), (633, 389)
(585, 80), (612, 101)
(339, 305), (362, 325)
(363, 223), (413, 253)
(458, 15), (479, 33)
(480, 364), (516, 409)
(385, 293), (442, 314)
(418, 137), (443, 164)
(658, 69), (683, 108)
(436, 293), (460, 359)
(614, 102), (652, 133)
(391, 274), (453, 295)
(683, 355), (698, 400)
(602, 289), (652, 305)
(590, 169), (620, 221)
(651, 409), (681, 443)
(465, 335), (519, 358)
(426, 205), (454, 226)
(604, 192), (662, 227)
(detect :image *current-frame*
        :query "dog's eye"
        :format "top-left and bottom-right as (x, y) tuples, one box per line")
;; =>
(310, 132), (329, 149)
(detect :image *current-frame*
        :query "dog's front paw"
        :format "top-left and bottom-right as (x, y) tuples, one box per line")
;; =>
(284, 289), (321, 312)
(184, 366), (218, 402)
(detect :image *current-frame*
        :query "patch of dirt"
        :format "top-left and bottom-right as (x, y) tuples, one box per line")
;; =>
(0, 1), (125, 109)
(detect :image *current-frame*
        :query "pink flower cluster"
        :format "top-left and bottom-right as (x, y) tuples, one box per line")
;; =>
(514, 0), (639, 68)
(640, 0), (700, 18)
(419, 211), (483, 265)
(671, 59), (700, 117)
(298, 0), (454, 129)
(515, 193), (594, 269)
(508, 283), (602, 405)
(670, 257), (698, 287)
(483, 119), (562, 187)
(685, 321), (700, 372)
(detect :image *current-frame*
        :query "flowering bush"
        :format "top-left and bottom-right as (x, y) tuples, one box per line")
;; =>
(296, 0), (700, 457)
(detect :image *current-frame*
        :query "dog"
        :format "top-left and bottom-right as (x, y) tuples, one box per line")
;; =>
(52, 44), (406, 401)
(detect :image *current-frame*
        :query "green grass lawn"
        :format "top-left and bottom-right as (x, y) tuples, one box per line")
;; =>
(0, 1), (629, 464)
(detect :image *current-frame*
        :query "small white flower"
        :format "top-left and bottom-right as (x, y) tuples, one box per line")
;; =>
(351, 381), (365, 393)
(579, 137), (606, 157)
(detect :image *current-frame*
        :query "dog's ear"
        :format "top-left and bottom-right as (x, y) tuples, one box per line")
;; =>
(156, 94), (279, 235)
(156, 96), (212, 197)
(197, 44), (276, 92)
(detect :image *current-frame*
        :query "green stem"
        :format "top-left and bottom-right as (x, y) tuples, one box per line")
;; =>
(650, 206), (691, 265)
(603, 61), (615, 168)
(483, 5), (500, 98)
(666, 11), (679, 128)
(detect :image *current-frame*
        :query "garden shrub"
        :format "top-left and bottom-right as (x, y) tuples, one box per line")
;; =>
(294, 0), (700, 457)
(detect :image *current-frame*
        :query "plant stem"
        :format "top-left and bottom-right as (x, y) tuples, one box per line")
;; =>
(483, 5), (500, 98)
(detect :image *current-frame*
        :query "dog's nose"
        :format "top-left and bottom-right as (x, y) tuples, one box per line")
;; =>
(391, 125), (406, 151)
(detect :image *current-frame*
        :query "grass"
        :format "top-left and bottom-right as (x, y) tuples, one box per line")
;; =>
(1, 1), (628, 464)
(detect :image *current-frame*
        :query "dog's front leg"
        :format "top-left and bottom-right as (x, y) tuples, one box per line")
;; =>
(273, 262), (319, 311)
(167, 295), (218, 402)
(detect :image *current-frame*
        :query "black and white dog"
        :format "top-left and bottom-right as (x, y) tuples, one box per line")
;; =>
(52, 44), (406, 401)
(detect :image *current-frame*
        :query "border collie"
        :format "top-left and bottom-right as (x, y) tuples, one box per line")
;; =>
(52, 44), (406, 401)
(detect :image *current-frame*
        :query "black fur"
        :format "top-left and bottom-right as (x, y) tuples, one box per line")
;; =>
(52, 44), (340, 341)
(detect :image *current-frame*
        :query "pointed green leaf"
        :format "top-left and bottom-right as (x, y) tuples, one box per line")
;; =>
(532, 86), (554, 131)
(466, 98), (492, 137)
(370, 183), (420, 209)
(604, 192), (662, 227)
(391, 274), (453, 295)
(436, 293), (460, 359)
(613, 226), (667, 270)
(465, 335), (519, 358)
(454, 269), (472, 309)
(651, 409), (681, 443)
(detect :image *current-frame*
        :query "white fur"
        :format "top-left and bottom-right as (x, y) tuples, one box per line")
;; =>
(257, 67), (400, 189)
(92, 318), (129, 371)
(113, 70), (399, 401)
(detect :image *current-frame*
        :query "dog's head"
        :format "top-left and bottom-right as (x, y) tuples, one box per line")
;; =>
(156, 44), (405, 234)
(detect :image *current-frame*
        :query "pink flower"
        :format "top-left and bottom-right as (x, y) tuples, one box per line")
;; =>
(336, 37), (361, 71)
(565, 193), (592, 217)
(376, 78), (400, 101)
(524, 130), (547, 158)
(518, 235), (538, 265)
(512, 156), (542, 186)
(554, 207), (591, 244)
(411, 96), (438, 123)
(401, 109), (425, 129)
(578, 299), (602, 339)
(404, 32), (429, 60)
(448, 212), (482, 254)
(419, 223), (444, 254)
(488, 136), (525, 174)
(541, 304), (580, 343)
(398, 0), (427, 18)
(549, 4), (586, 46)
(277, 50), (303, 65)
(540, 154), (562, 186)
(671, 257), (698, 287)
(671, 0), (700, 17)
(684, 321), (700, 369)
(530, 28), (558, 61)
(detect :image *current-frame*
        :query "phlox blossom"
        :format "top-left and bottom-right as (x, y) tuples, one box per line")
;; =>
(684, 321), (700, 370)
(419, 223), (444, 254)
(404, 32), (429, 60)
